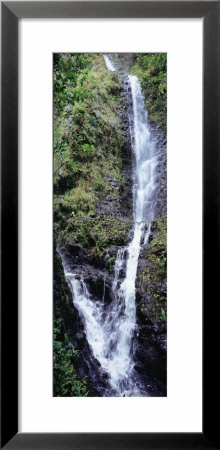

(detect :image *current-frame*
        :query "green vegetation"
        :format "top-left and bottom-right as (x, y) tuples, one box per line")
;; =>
(54, 53), (93, 115)
(54, 53), (129, 236)
(54, 311), (88, 396)
(61, 187), (96, 217)
(138, 215), (167, 322)
(131, 53), (167, 129)
(59, 216), (132, 261)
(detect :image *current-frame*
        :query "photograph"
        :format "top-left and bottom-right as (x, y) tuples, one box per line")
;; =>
(53, 53), (167, 397)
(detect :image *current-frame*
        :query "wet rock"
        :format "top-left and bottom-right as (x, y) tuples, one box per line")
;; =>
(75, 332), (85, 341)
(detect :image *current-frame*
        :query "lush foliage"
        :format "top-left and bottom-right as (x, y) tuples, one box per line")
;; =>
(131, 53), (167, 129)
(60, 216), (132, 261)
(54, 54), (130, 251)
(54, 310), (88, 397)
(138, 215), (167, 322)
(54, 53), (93, 114)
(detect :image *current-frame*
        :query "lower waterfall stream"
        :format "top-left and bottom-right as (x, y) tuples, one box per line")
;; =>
(59, 55), (158, 396)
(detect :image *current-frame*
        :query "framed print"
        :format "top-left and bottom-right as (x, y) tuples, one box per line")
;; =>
(1, 1), (220, 449)
(20, 17), (202, 434)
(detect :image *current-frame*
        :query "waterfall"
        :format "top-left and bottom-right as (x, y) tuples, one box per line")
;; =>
(104, 54), (116, 72)
(59, 55), (157, 396)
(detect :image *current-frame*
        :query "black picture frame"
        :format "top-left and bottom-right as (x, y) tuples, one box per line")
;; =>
(1, 1), (220, 449)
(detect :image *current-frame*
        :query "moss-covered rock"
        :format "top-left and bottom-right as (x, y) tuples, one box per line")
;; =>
(136, 215), (167, 333)
(59, 216), (133, 260)
(131, 53), (167, 131)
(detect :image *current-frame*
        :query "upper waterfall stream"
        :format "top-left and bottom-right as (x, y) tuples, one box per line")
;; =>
(60, 55), (157, 396)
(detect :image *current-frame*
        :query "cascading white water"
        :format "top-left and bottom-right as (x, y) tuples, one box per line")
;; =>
(129, 74), (157, 224)
(99, 72), (157, 394)
(60, 56), (157, 396)
(104, 54), (116, 72)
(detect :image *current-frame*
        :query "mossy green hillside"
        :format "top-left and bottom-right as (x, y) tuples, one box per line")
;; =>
(54, 53), (128, 217)
(59, 216), (133, 263)
(131, 53), (167, 130)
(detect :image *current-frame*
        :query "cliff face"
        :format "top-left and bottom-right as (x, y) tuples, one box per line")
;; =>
(135, 123), (167, 390)
(54, 53), (167, 396)
(129, 54), (167, 391)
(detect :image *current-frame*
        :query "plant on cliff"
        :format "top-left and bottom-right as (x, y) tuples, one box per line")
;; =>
(60, 216), (132, 260)
(138, 215), (167, 323)
(53, 312), (88, 397)
(131, 53), (167, 129)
